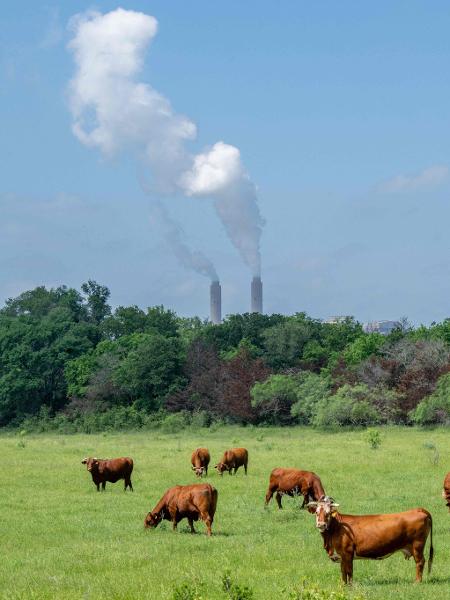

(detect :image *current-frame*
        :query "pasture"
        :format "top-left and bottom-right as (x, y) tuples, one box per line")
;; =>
(1, 426), (449, 599)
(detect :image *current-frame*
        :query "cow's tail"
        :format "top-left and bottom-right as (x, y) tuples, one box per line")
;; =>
(210, 486), (218, 519)
(428, 513), (434, 575)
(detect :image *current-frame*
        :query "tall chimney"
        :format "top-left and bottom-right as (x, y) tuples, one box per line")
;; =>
(210, 281), (222, 324)
(251, 276), (263, 313)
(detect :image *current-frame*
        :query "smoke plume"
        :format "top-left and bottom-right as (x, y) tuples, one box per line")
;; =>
(67, 8), (263, 275)
(149, 201), (218, 281)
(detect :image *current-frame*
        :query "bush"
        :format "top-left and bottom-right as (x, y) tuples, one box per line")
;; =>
(366, 428), (381, 449)
(251, 372), (330, 426)
(287, 578), (365, 599)
(160, 412), (190, 434)
(222, 571), (254, 600)
(171, 581), (203, 600)
(190, 410), (211, 428)
(410, 373), (450, 426)
(313, 384), (381, 428)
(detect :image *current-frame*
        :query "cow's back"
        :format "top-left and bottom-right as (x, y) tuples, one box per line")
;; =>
(102, 457), (133, 481)
(230, 447), (248, 464)
(337, 509), (432, 557)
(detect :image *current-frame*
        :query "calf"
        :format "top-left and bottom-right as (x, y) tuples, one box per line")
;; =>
(191, 447), (210, 477)
(265, 468), (325, 509)
(144, 483), (218, 536)
(215, 447), (248, 476)
(308, 496), (433, 584)
(443, 472), (450, 511)
(81, 457), (133, 492)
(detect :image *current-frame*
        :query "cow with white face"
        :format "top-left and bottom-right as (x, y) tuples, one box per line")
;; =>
(308, 495), (339, 531)
(307, 496), (434, 584)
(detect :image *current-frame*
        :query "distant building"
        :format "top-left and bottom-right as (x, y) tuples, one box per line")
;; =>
(323, 315), (352, 324)
(364, 320), (401, 335)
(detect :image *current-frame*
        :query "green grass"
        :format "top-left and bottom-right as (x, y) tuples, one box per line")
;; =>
(1, 427), (449, 599)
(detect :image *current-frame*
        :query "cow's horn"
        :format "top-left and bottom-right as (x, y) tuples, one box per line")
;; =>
(307, 501), (318, 508)
(331, 503), (340, 508)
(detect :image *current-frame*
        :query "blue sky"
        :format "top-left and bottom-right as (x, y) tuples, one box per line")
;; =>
(1, 1), (449, 323)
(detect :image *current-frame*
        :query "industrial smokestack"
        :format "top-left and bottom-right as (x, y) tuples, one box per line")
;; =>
(251, 276), (263, 314)
(210, 281), (222, 324)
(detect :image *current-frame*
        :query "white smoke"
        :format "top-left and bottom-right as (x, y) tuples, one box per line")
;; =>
(181, 142), (263, 275)
(67, 8), (263, 275)
(149, 201), (218, 281)
(67, 8), (195, 191)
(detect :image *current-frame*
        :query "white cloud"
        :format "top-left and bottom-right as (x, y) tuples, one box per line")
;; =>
(67, 8), (195, 189)
(67, 8), (264, 276)
(180, 142), (243, 195)
(379, 165), (449, 193)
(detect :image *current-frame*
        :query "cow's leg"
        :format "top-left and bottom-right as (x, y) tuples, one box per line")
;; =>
(265, 485), (276, 506)
(96, 483), (100, 492)
(201, 512), (213, 536)
(125, 477), (133, 491)
(244, 462), (248, 475)
(275, 492), (283, 509)
(188, 517), (196, 534)
(412, 541), (426, 582)
(340, 554), (353, 585)
(101, 482), (106, 491)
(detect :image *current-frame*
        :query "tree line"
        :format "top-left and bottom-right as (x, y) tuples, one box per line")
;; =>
(0, 281), (449, 430)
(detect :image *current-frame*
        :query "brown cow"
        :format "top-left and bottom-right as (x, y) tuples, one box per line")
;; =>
(443, 472), (450, 511)
(308, 496), (433, 584)
(144, 483), (218, 536)
(191, 447), (210, 477)
(215, 447), (248, 476)
(265, 468), (325, 509)
(81, 457), (133, 492)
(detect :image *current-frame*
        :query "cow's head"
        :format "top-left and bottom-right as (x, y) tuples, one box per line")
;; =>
(81, 457), (99, 473)
(192, 465), (205, 477)
(215, 463), (228, 475)
(307, 496), (339, 532)
(144, 511), (162, 529)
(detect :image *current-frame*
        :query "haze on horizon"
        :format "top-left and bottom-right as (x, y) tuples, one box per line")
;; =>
(1, 1), (449, 325)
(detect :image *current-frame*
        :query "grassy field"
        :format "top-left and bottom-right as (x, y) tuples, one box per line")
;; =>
(1, 426), (449, 599)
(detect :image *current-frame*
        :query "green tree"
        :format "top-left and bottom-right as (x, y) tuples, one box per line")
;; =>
(313, 384), (381, 428)
(290, 372), (331, 424)
(251, 374), (300, 424)
(114, 333), (184, 411)
(102, 305), (147, 339)
(343, 332), (385, 365)
(410, 372), (450, 426)
(81, 280), (111, 325)
(0, 294), (98, 424)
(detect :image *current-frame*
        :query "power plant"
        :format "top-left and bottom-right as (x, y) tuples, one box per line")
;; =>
(209, 277), (263, 323)
(210, 281), (222, 324)
(251, 276), (263, 314)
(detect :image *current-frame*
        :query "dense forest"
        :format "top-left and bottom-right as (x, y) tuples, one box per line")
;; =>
(0, 281), (449, 431)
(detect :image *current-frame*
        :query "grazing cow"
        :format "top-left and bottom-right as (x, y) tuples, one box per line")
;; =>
(144, 483), (218, 536)
(265, 468), (325, 509)
(191, 447), (210, 477)
(308, 496), (433, 584)
(443, 472), (450, 511)
(215, 447), (248, 476)
(81, 457), (133, 492)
